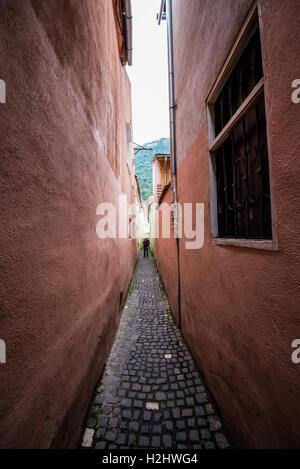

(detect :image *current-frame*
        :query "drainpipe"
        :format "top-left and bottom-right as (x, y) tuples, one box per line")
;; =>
(158, 0), (182, 331)
(123, 0), (133, 66)
(164, 156), (168, 186)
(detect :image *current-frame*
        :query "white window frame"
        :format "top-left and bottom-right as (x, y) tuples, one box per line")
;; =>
(129, 217), (136, 240)
(206, 1), (278, 251)
(126, 123), (132, 172)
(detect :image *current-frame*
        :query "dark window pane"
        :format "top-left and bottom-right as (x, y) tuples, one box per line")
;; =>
(215, 94), (272, 239)
(214, 27), (263, 135)
(213, 23), (271, 241)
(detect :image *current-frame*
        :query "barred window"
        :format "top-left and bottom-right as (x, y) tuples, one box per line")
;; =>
(208, 18), (272, 241)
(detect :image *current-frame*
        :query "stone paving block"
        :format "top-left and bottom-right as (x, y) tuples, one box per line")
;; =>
(176, 431), (187, 442)
(205, 404), (214, 414)
(195, 393), (208, 405)
(101, 405), (112, 415)
(151, 436), (161, 448)
(190, 429), (200, 442)
(182, 408), (193, 417)
(80, 251), (232, 450)
(121, 398), (132, 408)
(201, 429), (211, 440)
(186, 397), (195, 406)
(153, 412), (162, 423)
(129, 421), (139, 432)
(197, 417), (207, 427)
(95, 441), (106, 449)
(96, 422), (106, 437)
(108, 417), (119, 429)
(152, 425), (162, 434)
(215, 432), (230, 449)
(112, 407), (121, 416)
(128, 434), (136, 447)
(195, 406), (205, 417)
(122, 410), (132, 419)
(133, 410), (141, 419)
(208, 416), (222, 431)
(98, 416), (108, 427)
(204, 441), (216, 449)
(95, 395), (104, 405)
(176, 420), (186, 430)
(139, 436), (150, 447)
(104, 431), (116, 442)
(167, 401), (175, 408)
(82, 428), (94, 448)
(133, 400), (143, 408)
(146, 402), (159, 410)
(143, 411), (152, 421)
(165, 420), (173, 432)
(116, 434), (126, 445)
(141, 424), (149, 433)
(162, 434), (173, 448)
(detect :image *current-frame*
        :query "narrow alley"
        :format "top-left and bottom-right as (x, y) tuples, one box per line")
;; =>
(81, 251), (231, 450)
(1, 0), (300, 454)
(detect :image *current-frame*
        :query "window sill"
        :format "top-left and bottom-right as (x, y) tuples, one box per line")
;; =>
(211, 238), (278, 251)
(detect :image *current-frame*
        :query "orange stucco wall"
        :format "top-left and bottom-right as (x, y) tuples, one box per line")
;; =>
(156, 0), (300, 448)
(0, 0), (136, 448)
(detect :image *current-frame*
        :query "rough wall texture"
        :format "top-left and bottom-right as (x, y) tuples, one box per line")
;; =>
(0, 0), (136, 448)
(172, 0), (253, 167)
(156, 0), (300, 448)
(155, 188), (179, 324)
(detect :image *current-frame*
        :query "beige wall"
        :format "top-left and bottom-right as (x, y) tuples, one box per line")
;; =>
(159, 159), (171, 187)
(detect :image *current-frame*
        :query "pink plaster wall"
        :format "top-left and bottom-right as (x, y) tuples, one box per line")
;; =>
(0, 0), (136, 448)
(156, 0), (300, 448)
(155, 189), (179, 324)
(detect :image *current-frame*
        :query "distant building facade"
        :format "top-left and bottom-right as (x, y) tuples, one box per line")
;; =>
(152, 153), (171, 203)
(156, 0), (300, 448)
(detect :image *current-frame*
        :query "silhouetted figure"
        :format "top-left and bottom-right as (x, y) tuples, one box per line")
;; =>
(143, 238), (150, 257)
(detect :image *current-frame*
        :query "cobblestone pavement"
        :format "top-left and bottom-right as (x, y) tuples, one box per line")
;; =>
(81, 251), (232, 449)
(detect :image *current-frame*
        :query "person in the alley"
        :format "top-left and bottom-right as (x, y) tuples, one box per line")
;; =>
(143, 238), (150, 257)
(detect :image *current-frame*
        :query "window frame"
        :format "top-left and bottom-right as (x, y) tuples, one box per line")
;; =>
(206, 1), (278, 251)
(126, 122), (132, 173)
(128, 217), (136, 240)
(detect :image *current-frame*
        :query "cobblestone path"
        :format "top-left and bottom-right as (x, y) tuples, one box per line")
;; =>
(81, 251), (231, 449)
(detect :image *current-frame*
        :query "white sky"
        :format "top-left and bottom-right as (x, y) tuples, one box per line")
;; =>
(126, 0), (169, 145)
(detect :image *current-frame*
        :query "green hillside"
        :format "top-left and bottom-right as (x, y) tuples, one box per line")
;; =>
(135, 137), (170, 200)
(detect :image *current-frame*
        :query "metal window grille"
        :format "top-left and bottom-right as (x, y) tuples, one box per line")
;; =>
(214, 28), (272, 239)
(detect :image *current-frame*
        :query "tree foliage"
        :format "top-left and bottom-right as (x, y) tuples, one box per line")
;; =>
(135, 137), (170, 200)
